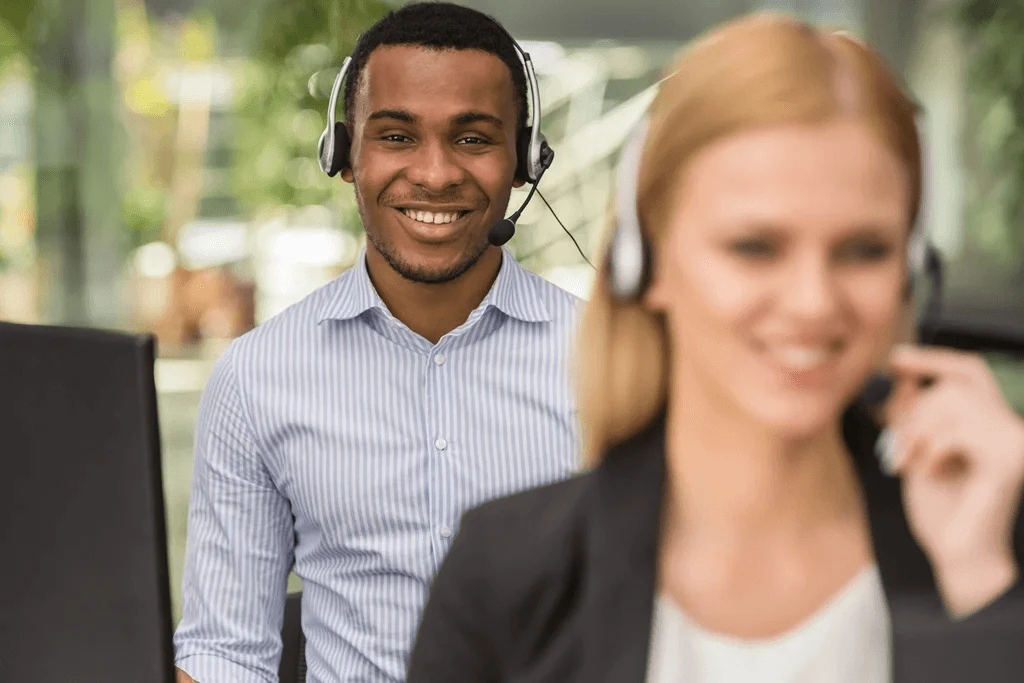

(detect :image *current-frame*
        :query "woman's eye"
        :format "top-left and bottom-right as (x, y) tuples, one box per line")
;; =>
(730, 239), (777, 259)
(837, 241), (893, 262)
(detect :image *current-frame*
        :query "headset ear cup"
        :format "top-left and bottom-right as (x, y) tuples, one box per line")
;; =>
(515, 127), (533, 183)
(637, 233), (652, 297)
(606, 237), (652, 301)
(330, 121), (352, 177)
(317, 128), (331, 174)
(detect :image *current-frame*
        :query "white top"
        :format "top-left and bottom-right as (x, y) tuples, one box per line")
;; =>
(646, 565), (892, 683)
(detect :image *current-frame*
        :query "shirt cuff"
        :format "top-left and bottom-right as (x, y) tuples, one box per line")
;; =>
(176, 653), (276, 683)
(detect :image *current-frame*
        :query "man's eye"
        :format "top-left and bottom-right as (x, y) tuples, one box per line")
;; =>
(381, 134), (411, 143)
(457, 136), (491, 145)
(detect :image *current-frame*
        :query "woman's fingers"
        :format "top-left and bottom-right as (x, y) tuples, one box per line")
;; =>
(881, 384), (965, 474)
(889, 344), (998, 395)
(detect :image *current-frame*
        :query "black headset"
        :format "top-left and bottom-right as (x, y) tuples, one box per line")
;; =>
(316, 29), (555, 247)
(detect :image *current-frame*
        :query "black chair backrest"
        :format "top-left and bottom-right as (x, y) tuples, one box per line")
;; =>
(0, 322), (175, 682)
(279, 592), (306, 683)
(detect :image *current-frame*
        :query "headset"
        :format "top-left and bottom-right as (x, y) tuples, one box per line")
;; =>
(316, 28), (555, 248)
(607, 113), (940, 300)
(607, 110), (944, 410)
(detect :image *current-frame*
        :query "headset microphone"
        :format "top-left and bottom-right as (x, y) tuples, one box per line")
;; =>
(488, 160), (550, 246)
(321, 25), (560, 251)
(488, 219), (516, 247)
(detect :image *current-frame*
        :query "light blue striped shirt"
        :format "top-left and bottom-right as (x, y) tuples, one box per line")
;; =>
(174, 248), (581, 683)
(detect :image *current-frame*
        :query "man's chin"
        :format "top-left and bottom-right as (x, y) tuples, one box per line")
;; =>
(372, 238), (491, 285)
(395, 263), (471, 285)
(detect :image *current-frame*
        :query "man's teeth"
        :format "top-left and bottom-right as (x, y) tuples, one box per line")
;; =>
(401, 209), (461, 225)
(771, 346), (834, 370)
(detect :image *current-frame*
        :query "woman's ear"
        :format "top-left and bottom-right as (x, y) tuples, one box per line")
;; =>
(875, 298), (917, 374)
(896, 296), (919, 345)
(642, 254), (668, 312)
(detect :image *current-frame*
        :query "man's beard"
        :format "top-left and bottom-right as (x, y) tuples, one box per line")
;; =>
(357, 183), (493, 284)
(365, 228), (490, 284)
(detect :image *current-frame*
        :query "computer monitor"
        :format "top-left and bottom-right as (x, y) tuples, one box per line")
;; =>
(0, 322), (174, 683)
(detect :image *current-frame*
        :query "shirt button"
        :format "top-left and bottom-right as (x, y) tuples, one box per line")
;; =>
(434, 437), (448, 451)
(433, 354), (446, 366)
(440, 525), (452, 538)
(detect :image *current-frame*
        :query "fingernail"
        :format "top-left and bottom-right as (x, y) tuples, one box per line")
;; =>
(875, 428), (900, 476)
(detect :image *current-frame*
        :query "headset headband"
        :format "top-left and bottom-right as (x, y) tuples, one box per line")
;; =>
(320, 56), (352, 175)
(318, 30), (547, 182)
(611, 108), (933, 297)
(609, 118), (649, 298)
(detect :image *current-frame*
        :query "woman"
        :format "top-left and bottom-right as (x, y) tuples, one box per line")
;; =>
(407, 13), (1024, 683)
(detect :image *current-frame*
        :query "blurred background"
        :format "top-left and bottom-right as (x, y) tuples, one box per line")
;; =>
(2, 0), (1023, 622)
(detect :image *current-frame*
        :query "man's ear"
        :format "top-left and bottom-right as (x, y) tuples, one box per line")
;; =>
(340, 121), (355, 183)
(512, 178), (526, 189)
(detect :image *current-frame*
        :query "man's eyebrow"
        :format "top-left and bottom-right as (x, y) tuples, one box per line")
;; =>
(367, 109), (417, 123)
(453, 112), (504, 128)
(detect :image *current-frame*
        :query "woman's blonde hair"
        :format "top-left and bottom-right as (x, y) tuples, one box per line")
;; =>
(577, 12), (922, 467)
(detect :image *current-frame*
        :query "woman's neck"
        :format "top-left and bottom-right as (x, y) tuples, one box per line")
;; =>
(663, 377), (863, 543)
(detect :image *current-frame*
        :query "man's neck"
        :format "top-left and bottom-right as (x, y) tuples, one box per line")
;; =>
(365, 247), (503, 344)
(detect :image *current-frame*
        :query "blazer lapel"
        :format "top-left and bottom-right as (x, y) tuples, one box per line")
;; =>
(575, 407), (932, 683)
(578, 414), (666, 683)
(574, 405), (1022, 683)
(844, 406), (940, 605)
(844, 407), (944, 682)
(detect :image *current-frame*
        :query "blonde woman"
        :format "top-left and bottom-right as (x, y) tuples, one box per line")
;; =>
(406, 13), (1024, 683)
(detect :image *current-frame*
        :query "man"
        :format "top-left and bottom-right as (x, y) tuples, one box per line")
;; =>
(173, 3), (580, 682)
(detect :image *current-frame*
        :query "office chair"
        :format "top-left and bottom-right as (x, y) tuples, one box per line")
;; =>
(279, 592), (306, 683)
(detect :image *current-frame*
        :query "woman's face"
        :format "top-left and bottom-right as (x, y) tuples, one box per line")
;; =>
(647, 119), (911, 439)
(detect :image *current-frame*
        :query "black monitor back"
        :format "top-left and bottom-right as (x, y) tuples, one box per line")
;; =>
(0, 322), (173, 683)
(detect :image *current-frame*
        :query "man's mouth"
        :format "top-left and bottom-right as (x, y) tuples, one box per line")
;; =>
(397, 208), (472, 226)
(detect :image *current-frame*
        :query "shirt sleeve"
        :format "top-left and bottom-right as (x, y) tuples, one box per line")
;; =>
(173, 345), (295, 683)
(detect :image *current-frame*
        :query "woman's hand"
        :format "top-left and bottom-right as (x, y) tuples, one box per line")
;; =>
(880, 344), (1024, 618)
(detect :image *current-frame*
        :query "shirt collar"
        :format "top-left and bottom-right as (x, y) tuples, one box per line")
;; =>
(484, 248), (552, 323)
(316, 248), (552, 324)
(315, 250), (380, 323)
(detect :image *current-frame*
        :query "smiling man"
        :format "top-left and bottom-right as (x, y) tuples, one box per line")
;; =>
(172, 3), (581, 683)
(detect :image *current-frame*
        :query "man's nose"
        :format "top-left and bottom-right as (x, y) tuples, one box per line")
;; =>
(405, 139), (466, 192)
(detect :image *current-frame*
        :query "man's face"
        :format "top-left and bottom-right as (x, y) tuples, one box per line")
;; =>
(343, 45), (524, 284)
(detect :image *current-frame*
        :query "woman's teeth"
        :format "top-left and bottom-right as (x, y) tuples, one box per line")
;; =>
(401, 209), (461, 225)
(770, 346), (835, 371)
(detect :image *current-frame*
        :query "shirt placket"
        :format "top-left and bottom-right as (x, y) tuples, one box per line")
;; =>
(422, 332), (459, 571)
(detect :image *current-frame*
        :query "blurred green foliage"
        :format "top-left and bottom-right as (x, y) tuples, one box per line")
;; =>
(229, 0), (393, 225)
(122, 182), (169, 248)
(962, 0), (1024, 266)
(4, 0), (398, 254)
(0, 0), (35, 68)
(253, 0), (389, 62)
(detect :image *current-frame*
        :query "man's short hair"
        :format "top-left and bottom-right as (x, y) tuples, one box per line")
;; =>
(343, 2), (528, 131)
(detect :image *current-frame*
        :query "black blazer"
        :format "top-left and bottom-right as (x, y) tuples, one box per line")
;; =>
(407, 407), (1024, 683)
